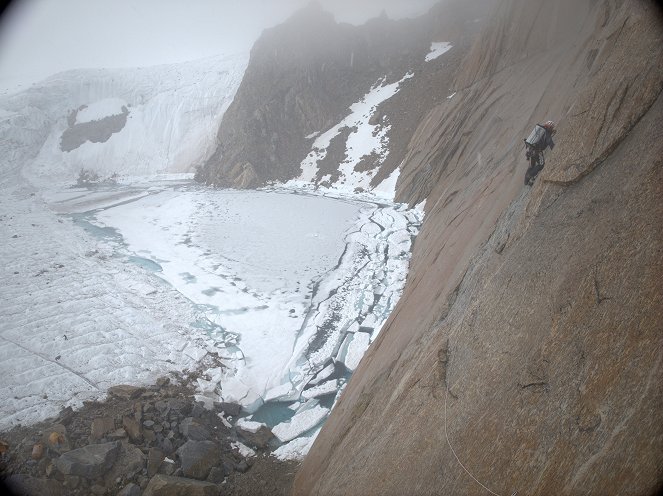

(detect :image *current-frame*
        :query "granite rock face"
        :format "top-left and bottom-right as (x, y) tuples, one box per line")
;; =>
(294, 1), (663, 495)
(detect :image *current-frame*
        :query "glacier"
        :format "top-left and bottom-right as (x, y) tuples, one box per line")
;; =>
(0, 54), (424, 461)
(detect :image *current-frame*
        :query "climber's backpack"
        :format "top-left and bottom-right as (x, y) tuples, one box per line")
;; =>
(524, 124), (548, 151)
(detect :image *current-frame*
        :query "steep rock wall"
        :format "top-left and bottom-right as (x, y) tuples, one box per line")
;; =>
(196, 1), (495, 189)
(294, 1), (663, 495)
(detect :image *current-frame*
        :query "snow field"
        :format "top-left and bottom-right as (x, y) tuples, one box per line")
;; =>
(55, 182), (422, 459)
(0, 184), (215, 431)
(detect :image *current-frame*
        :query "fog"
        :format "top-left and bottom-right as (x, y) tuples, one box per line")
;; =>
(0, 0), (440, 93)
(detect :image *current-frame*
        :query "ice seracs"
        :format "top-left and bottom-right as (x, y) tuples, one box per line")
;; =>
(272, 405), (330, 443)
(0, 53), (248, 187)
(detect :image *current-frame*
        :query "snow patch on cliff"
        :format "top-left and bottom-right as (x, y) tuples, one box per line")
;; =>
(425, 42), (453, 62)
(292, 73), (413, 199)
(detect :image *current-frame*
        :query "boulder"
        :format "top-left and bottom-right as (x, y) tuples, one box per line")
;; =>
(235, 460), (250, 473)
(215, 402), (241, 417)
(148, 447), (165, 477)
(143, 474), (220, 496)
(105, 443), (145, 482)
(221, 457), (235, 476)
(118, 483), (141, 496)
(180, 417), (211, 441)
(159, 458), (178, 476)
(159, 436), (174, 454)
(55, 441), (120, 479)
(206, 466), (225, 484)
(109, 385), (145, 400)
(236, 420), (273, 449)
(107, 428), (128, 440)
(63, 475), (80, 489)
(144, 429), (156, 443)
(176, 440), (219, 480)
(90, 484), (107, 495)
(90, 417), (115, 440)
(31, 442), (44, 460)
(43, 424), (70, 454)
(123, 416), (142, 443)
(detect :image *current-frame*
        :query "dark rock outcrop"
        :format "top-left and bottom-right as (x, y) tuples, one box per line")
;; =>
(60, 106), (129, 152)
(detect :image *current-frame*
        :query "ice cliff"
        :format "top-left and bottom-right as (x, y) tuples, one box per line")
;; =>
(0, 54), (247, 186)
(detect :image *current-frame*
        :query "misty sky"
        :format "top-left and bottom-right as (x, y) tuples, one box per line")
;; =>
(0, 0), (440, 92)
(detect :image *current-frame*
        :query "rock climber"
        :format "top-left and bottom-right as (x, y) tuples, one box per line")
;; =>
(523, 120), (556, 185)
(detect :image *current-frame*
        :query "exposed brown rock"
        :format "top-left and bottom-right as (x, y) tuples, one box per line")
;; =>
(123, 416), (142, 443)
(30, 442), (44, 460)
(109, 385), (145, 400)
(60, 106), (129, 152)
(43, 423), (69, 454)
(294, 1), (663, 495)
(142, 474), (220, 496)
(105, 442), (146, 482)
(236, 424), (274, 450)
(90, 417), (115, 440)
(148, 447), (165, 478)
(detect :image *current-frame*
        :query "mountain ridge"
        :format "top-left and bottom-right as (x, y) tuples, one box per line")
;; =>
(195, 0), (494, 191)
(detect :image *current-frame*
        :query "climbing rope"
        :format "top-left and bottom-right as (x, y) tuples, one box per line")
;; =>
(444, 386), (516, 496)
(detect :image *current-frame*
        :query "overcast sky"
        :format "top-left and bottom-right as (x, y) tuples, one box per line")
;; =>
(0, 0), (440, 92)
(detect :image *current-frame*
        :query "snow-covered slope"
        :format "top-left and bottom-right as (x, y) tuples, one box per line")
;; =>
(287, 73), (414, 199)
(0, 54), (247, 187)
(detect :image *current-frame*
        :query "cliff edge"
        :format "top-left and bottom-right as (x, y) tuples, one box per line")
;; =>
(294, 1), (663, 495)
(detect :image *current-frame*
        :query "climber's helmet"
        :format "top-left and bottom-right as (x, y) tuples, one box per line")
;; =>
(543, 120), (557, 135)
